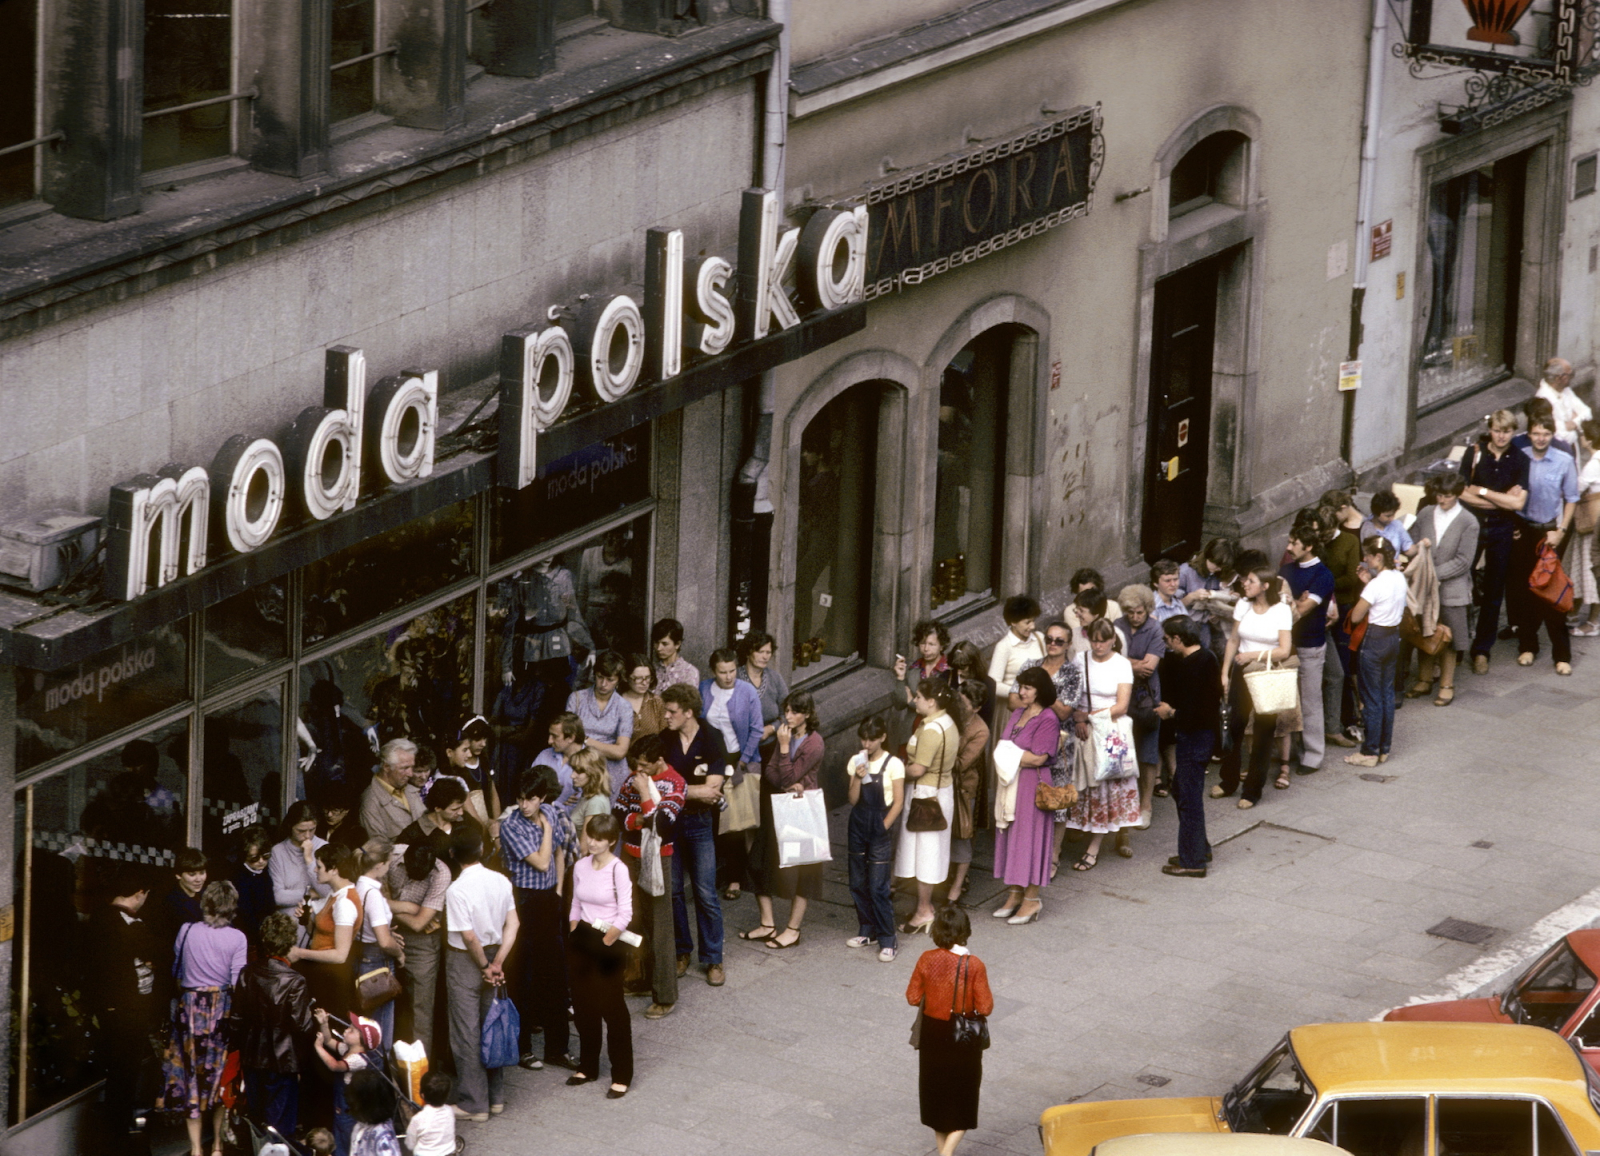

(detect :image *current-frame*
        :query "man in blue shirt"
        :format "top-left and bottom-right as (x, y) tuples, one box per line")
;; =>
(531, 713), (585, 813)
(499, 766), (574, 1071)
(1151, 559), (1208, 650)
(1281, 516), (1338, 774)
(1511, 414), (1580, 672)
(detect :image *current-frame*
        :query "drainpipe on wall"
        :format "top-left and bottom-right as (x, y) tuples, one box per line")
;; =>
(1344, 0), (1388, 464)
(728, 0), (789, 643)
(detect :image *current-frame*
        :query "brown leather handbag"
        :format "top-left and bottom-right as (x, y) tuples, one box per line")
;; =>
(355, 965), (403, 1013)
(1035, 782), (1077, 812)
(1399, 609), (1452, 656)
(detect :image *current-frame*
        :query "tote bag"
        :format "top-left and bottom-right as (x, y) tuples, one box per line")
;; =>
(1242, 654), (1298, 715)
(480, 988), (520, 1070)
(769, 789), (832, 869)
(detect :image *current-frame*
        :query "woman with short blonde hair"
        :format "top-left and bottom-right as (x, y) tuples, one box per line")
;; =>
(1460, 408), (1531, 672)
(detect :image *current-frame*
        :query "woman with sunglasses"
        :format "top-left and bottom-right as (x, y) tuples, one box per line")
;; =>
(1015, 622), (1089, 878)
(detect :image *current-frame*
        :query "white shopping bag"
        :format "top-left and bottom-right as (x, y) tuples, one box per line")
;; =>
(770, 788), (832, 869)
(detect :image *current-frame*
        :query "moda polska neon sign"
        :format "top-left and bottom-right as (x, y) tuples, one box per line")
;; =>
(103, 189), (868, 601)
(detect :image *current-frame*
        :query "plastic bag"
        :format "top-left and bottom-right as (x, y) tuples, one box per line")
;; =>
(770, 789), (832, 869)
(480, 989), (520, 1070)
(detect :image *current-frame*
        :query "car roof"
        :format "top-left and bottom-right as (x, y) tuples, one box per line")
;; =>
(1290, 1022), (1587, 1096)
(1565, 930), (1600, 970)
(1094, 1136), (1350, 1156)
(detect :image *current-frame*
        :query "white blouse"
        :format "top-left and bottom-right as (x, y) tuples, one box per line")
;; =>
(1080, 652), (1133, 711)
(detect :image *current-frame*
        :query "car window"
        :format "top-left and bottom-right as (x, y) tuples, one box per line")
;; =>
(1570, 1000), (1600, 1049)
(1537, 1102), (1581, 1156)
(1225, 1039), (1315, 1135)
(1510, 942), (1598, 1031)
(1304, 1097), (1427, 1156)
(1436, 1097), (1532, 1156)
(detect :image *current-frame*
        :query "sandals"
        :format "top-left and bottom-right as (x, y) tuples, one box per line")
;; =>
(766, 927), (803, 950)
(721, 885), (741, 901)
(1153, 783), (1170, 798)
(1071, 853), (1098, 871)
(1274, 766), (1291, 790)
(1434, 686), (1455, 706)
(1404, 680), (1432, 699)
(1343, 753), (1379, 767)
(738, 925), (777, 941)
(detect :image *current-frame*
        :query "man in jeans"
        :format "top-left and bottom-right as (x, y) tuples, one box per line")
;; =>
(1281, 516), (1337, 775)
(659, 683), (728, 988)
(443, 826), (518, 1123)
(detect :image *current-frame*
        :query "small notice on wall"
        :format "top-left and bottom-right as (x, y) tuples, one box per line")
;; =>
(1370, 220), (1393, 261)
(1338, 361), (1362, 392)
(1166, 457), (1180, 482)
(1327, 240), (1349, 281)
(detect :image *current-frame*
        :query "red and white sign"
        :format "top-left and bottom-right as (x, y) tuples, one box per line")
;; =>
(1177, 418), (1190, 448)
(1370, 219), (1393, 261)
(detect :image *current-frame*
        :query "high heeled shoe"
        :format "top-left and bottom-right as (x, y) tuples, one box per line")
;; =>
(899, 916), (934, 935)
(1007, 901), (1042, 925)
(991, 894), (1022, 919)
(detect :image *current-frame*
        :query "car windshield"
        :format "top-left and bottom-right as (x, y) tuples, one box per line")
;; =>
(1222, 1038), (1316, 1135)
(1505, 940), (1597, 1031)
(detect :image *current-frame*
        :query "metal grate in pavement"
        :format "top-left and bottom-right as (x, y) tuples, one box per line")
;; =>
(1359, 773), (1397, 783)
(1136, 1073), (1171, 1088)
(1427, 918), (1499, 945)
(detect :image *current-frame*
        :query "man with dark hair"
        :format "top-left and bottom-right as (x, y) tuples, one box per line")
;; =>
(443, 823), (518, 1121)
(233, 910), (316, 1142)
(500, 767), (573, 1071)
(659, 683), (727, 989)
(398, 779), (477, 877)
(532, 712), (587, 813)
(1155, 616), (1221, 877)
(88, 865), (166, 1155)
(613, 733), (685, 1019)
(1281, 519), (1338, 775)
(1070, 569), (1123, 624)
(651, 618), (699, 691)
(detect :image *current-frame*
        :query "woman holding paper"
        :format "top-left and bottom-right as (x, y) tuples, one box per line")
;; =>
(743, 692), (825, 949)
(989, 666), (1061, 925)
(567, 813), (634, 1098)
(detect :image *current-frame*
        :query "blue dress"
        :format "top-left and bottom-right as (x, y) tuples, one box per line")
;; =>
(566, 687), (635, 795)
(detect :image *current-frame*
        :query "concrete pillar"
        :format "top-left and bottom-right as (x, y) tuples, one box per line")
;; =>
(40, 0), (142, 221)
(243, 0), (330, 178)
(379, 0), (466, 131)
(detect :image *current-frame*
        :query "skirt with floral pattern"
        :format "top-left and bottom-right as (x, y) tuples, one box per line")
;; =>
(159, 987), (231, 1118)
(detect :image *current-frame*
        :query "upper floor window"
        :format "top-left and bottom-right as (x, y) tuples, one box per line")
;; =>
(143, 0), (236, 173)
(0, 0), (40, 209)
(331, 0), (381, 123)
(1170, 130), (1248, 218)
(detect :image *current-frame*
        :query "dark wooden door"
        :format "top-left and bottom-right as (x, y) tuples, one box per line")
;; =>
(1142, 260), (1219, 563)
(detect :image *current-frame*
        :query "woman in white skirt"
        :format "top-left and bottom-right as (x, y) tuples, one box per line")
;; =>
(894, 681), (959, 936)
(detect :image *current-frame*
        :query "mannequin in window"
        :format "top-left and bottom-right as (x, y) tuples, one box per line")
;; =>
(500, 558), (596, 762)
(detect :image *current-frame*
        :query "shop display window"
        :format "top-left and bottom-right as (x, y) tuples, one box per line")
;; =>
(794, 385), (877, 673)
(299, 592), (476, 795)
(1418, 150), (1529, 409)
(203, 583), (288, 691)
(200, 690), (283, 851)
(14, 623), (190, 774)
(10, 719), (189, 1125)
(931, 330), (1010, 613)
(492, 425), (651, 562)
(302, 501), (475, 646)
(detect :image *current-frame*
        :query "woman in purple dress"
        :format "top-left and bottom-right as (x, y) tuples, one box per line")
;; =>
(990, 666), (1061, 926)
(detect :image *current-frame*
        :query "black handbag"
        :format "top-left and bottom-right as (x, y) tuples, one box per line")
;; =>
(905, 796), (948, 832)
(1217, 701), (1235, 754)
(949, 956), (990, 1051)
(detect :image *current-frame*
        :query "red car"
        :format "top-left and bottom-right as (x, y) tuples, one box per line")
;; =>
(1385, 930), (1600, 1070)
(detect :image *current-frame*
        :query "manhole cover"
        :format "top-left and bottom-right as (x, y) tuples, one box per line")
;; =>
(1427, 918), (1498, 945)
(1359, 773), (1397, 783)
(1471, 840), (1494, 849)
(1136, 1073), (1171, 1088)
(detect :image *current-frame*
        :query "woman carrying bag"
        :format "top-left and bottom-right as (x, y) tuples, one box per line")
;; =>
(743, 692), (825, 949)
(906, 907), (993, 1156)
(893, 681), (960, 936)
(701, 648), (764, 905)
(989, 667), (1061, 926)
(1214, 566), (1298, 807)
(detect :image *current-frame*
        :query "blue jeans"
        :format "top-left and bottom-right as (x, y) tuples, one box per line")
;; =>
(1357, 625), (1399, 756)
(671, 809), (723, 965)
(358, 943), (394, 1048)
(846, 781), (897, 949)
(1172, 730), (1214, 869)
(243, 1070), (299, 1144)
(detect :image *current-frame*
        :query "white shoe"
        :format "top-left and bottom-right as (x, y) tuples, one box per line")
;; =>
(878, 946), (898, 962)
(845, 936), (877, 948)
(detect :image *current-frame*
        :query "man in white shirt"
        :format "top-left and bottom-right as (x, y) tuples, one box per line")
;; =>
(1535, 357), (1591, 443)
(443, 827), (519, 1122)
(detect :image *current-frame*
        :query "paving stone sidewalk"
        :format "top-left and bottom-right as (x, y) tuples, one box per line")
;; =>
(468, 636), (1600, 1156)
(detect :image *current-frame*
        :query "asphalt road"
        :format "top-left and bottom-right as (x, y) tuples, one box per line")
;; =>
(440, 635), (1600, 1156)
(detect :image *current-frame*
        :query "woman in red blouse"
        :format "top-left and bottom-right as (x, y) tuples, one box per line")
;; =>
(742, 692), (826, 949)
(906, 908), (994, 1156)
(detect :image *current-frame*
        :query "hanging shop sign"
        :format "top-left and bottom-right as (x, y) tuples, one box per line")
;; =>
(829, 106), (1102, 301)
(99, 186), (869, 604)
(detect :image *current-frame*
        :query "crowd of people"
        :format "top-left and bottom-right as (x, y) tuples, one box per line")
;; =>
(84, 367), (1596, 1156)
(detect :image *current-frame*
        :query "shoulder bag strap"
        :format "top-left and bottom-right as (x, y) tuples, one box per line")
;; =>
(951, 955), (966, 1018)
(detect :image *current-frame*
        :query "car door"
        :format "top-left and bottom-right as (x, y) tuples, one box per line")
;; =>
(1303, 1096), (1428, 1156)
(1568, 999), (1600, 1073)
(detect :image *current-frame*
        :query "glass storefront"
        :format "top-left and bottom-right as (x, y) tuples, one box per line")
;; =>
(7, 429), (657, 1124)
(931, 329), (1010, 613)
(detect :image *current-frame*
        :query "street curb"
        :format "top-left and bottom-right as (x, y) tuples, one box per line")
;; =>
(1372, 884), (1600, 1020)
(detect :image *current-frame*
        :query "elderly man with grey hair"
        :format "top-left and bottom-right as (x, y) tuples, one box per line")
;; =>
(1536, 357), (1591, 444)
(361, 738), (425, 841)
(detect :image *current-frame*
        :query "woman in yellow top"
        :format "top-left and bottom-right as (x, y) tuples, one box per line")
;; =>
(894, 681), (960, 935)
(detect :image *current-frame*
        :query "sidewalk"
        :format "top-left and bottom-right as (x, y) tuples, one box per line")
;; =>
(467, 633), (1600, 1156)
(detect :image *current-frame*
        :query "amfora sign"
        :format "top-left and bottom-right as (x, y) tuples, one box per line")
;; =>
(102, 186), (869, 602)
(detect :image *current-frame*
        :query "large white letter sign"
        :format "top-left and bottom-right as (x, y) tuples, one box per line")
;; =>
(736, 188), (800, 340)
(287, 346), (365, 521)
(797, 205), (869, 311)
(575, 294), (645, 404)
(104, 464), (210, 600)
(366, 369), (438, 484)
(210, 435), (286, 553)
(686, 255), (736, 357)
(498, 324), (575, 490)
(644, 228), (684, 381)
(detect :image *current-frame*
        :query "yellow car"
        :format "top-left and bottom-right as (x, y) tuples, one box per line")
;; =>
(1040, 1021), (1600, 1156)
(1091, 1137), (1350, 1156)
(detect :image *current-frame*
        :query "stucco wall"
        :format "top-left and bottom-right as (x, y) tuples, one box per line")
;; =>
(0, 80), (757, 521)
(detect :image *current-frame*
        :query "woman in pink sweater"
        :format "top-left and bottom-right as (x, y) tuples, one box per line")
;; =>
(567, 813), (634, 1098)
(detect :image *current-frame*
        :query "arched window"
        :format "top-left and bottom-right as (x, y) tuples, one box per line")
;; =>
(931, 328), (1013, 612)
(1170, 131), (1248, 218)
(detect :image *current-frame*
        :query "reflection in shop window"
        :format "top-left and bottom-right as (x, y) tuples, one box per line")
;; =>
(202, 690), (283, 850)
(1419, 151), (1529, 409)
(794, 385), (878, 674)
(302, 501), (475, 645)
(204, 583), (288, 691)
(485, 514), (651, 791)
(932, 331), (1010, 612)
(11, 720), (188, 1125)
(14, 623), (190, 774)
(300, 594), (475, 800)
(492, 425), (652, 562)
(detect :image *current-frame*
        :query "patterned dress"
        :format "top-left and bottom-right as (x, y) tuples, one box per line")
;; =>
(1062, 653), (1141, 834)
(1017, 656), (1087, 821)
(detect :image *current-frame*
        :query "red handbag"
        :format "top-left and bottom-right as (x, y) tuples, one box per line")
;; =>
(1530, 540), (1576, 614)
